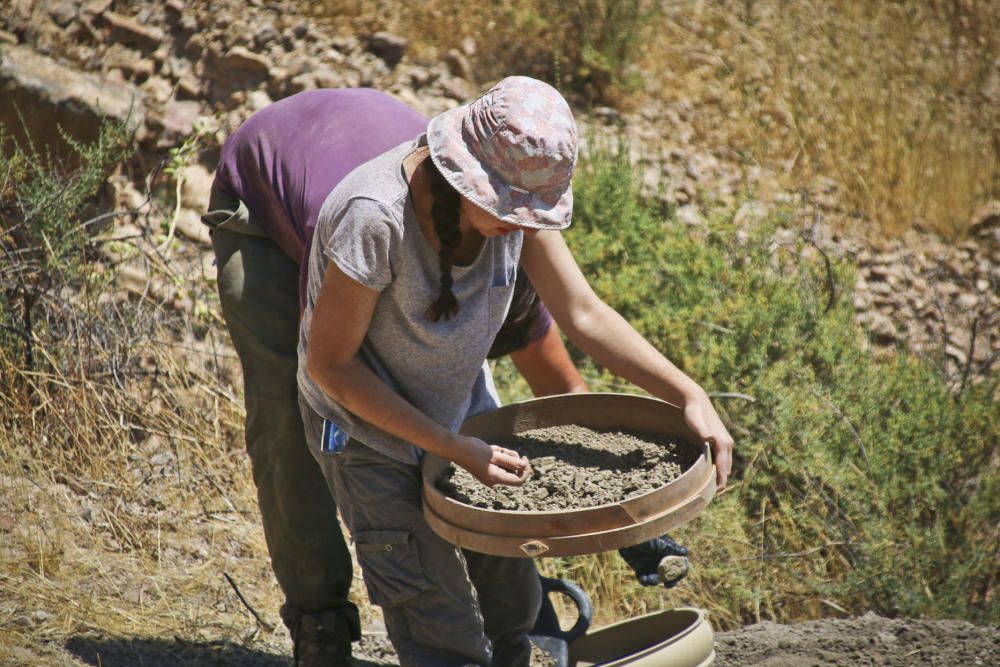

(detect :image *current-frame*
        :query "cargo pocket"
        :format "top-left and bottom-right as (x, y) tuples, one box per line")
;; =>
(354, 530), (433, 607)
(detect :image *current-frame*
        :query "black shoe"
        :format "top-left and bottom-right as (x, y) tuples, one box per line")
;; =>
(292, 610), (353, 667)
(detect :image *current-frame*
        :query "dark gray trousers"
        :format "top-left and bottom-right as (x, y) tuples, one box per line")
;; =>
(205, 192), (359, 635)
(299, 400), (541, 667)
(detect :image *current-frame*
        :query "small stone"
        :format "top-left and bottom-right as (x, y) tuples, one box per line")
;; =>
(956, 293), (979, 310)
(176, 77), (201, 99)
(164, 0), (185, 27)
(313, 67), (344, 89)
(944, 344), (967, 365)
(409, 66), (435, 88)
(174, 208), (211, 246)
(31, 610), (50, 623)
(103, 11), (165, 51)
(733, 200), (769, 227)
(593, 106), (620, 124)
(865, 311), (897, 342)
(657, 555), (689, 583)
(676, 204), (704, 227)
(48, 1), (78, 27)
(179, 164), (213, 211)
(366, 31), (408, 67)
(221, 46), (272, 78)
(247, 89), (272, 111)
(81, 0), (113, 17)
(443, 49), (471, 79)
(287, 72), (313, 95)
(253, 22), (279, 49)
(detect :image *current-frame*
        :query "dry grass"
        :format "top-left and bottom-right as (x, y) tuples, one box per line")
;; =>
(0, 243), (349, 662)
(315, 0), (999, 238)
(646, 0), (999, 238)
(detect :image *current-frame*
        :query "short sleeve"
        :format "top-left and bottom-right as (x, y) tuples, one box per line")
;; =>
(323, 197), (397, 292)
(530, 300), (554, 343)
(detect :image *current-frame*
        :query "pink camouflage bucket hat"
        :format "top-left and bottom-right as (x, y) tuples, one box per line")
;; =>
(426, 76), (578, 230)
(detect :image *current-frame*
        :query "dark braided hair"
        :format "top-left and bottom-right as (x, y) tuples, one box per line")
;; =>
(424, 158), (462, 322)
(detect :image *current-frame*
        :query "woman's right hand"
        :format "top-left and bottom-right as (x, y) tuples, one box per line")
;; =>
(457, 436), (532, 487)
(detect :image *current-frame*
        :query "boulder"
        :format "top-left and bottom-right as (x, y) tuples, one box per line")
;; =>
(0, 44), (144, 161)
(204, 45), (272, 100)
(162, 99), (201, 136)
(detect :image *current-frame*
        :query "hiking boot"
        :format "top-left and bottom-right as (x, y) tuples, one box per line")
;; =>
(291, 610), (354, 667)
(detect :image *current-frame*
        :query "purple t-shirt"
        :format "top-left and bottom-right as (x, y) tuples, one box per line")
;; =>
(213, 88), (429, 304)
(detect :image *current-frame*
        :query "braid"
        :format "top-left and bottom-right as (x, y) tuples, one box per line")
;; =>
(424, 158), (462, 322)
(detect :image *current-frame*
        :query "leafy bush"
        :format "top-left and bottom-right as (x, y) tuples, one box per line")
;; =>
(520, 145), (999, 627)
(0, 119), (133, 371)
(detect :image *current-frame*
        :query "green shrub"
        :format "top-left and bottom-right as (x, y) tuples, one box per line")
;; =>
(0, 119), (133, 371)
(512, 144), (999, 627)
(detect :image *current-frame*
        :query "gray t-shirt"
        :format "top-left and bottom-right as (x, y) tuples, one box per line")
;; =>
(297, 139), (522, 465)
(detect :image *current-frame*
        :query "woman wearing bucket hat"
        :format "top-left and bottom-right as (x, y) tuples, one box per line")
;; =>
(298, 76), (734, 665)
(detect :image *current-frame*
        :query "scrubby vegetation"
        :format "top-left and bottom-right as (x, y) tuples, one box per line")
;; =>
(0, 122), (265, 661)
(496, 145), (999, 628)
(2, 122), (996, 661)
(0, 121), (133, 372)
(1, 4), (997, 655)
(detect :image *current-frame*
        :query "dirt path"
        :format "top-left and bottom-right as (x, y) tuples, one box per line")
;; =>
(13, 613), (999, 665)
(713, 613), (1000, 667)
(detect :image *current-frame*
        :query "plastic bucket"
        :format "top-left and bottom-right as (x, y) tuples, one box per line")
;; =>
(568, 607), (715, 667)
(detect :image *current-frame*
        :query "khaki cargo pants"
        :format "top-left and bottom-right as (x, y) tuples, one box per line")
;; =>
(203, 190), (360, 636)
(299, 400), (542, 667)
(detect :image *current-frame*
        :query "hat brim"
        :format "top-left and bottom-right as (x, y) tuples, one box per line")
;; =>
(427, 105), (573, 231)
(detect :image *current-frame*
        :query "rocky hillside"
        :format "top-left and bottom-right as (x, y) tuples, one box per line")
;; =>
(2, 0), (998, 378)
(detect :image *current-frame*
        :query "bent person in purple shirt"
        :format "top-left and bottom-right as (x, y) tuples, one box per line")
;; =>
(202, 89), (590, 665)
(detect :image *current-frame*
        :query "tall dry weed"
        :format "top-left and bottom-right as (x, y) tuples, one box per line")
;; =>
(317, 0), (998, 237)
(646, 0), (999, 236)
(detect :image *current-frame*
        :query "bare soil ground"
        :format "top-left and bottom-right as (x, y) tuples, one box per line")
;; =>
(437, 425), (697, 511)
(714, 612), (1000, 667)
(11, 615), (998, 666)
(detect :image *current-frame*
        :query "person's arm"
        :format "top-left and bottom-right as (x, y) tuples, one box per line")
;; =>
(509, 323), (589, 396)
(520, 230), (734, 488)
(305, 260), (530, 486)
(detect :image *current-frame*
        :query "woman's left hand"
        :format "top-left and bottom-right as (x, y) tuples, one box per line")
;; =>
(682, 389), (734, 489)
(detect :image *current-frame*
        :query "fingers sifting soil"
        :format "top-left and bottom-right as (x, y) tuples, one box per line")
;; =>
(437, 425), (698, 511)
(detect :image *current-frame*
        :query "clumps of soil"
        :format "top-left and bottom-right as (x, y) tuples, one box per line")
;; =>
(354, 634), (399, 666)
(528, 640), (560, 667)
(657, 555), (690, 583)
(437, 425), (698, 511)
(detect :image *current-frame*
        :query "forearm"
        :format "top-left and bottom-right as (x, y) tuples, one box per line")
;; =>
(307, 356), (474, 468)
(563, 299), (705, 406)
(509, 325), (589, 397)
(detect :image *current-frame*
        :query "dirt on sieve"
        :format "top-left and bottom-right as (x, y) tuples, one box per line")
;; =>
(436, 425), (698, 511)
